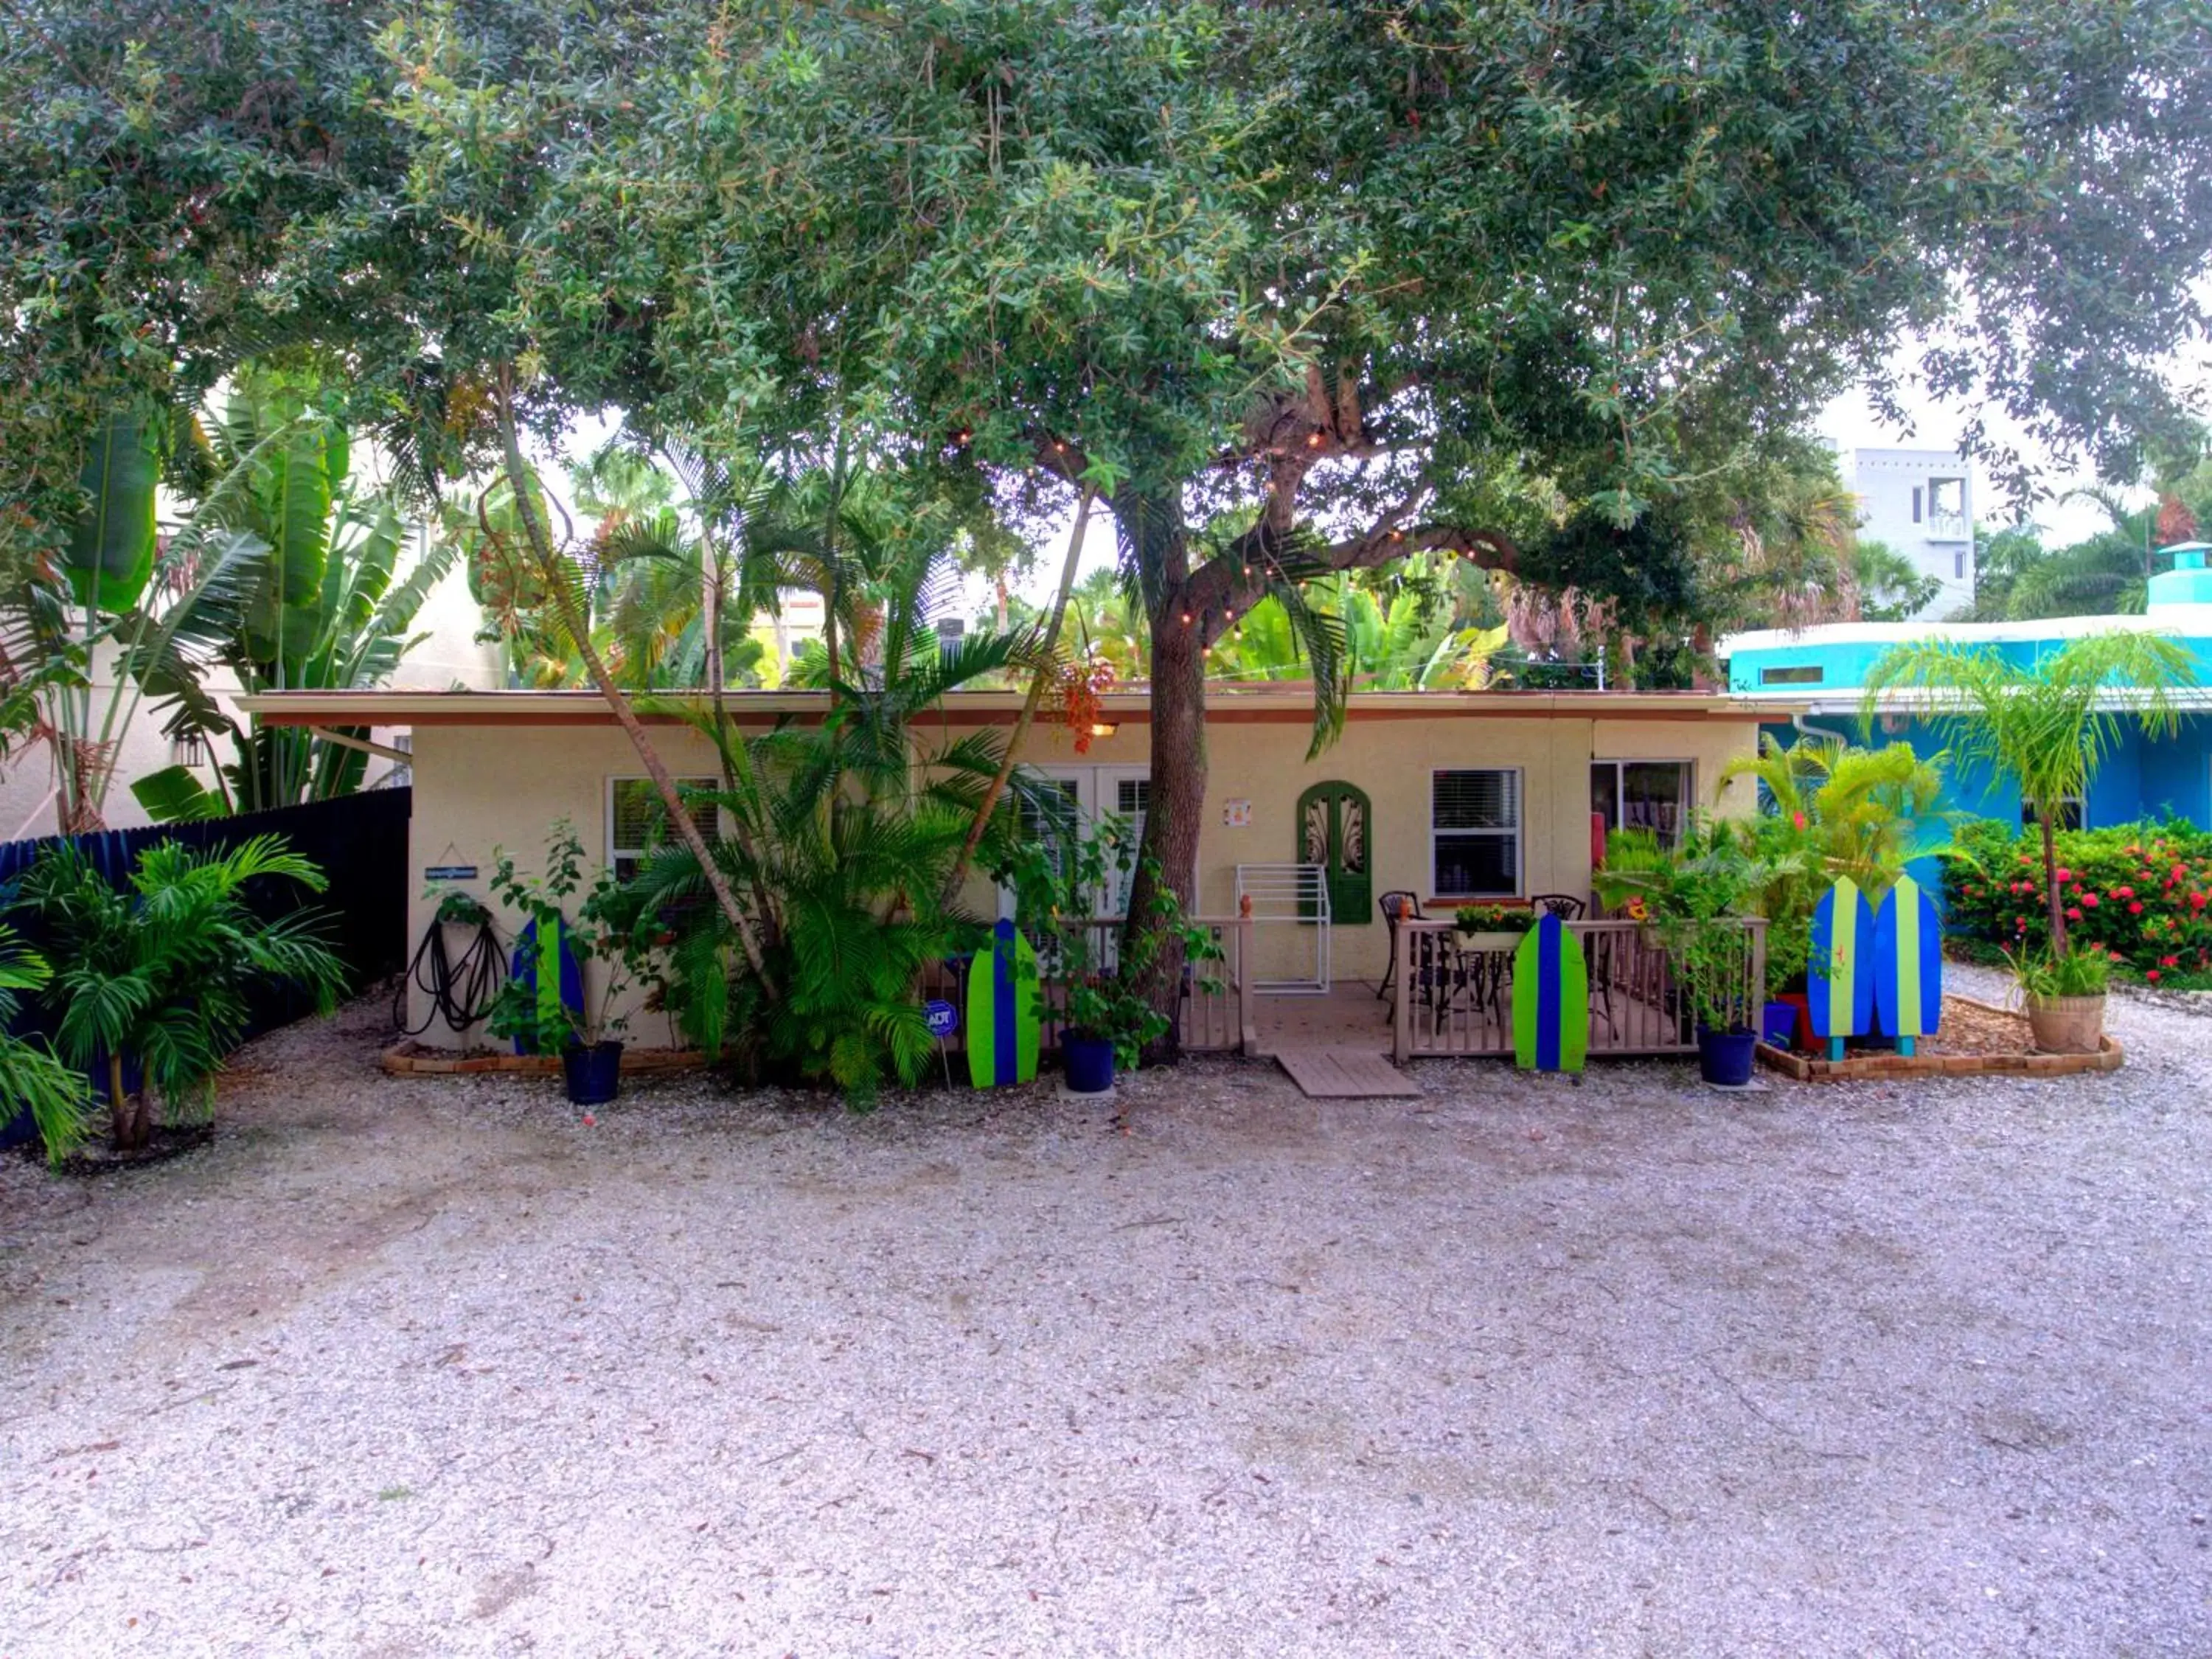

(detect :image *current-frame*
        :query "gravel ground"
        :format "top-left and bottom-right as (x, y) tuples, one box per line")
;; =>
(1, 964), (2208, 1658)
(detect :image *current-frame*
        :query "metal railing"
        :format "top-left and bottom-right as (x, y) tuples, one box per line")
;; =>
(919, 914), (1256, 1057)
(1391, 917), (1766, 1061)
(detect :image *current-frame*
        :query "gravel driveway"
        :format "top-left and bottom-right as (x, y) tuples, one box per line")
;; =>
(2, 966), (2208, 1657)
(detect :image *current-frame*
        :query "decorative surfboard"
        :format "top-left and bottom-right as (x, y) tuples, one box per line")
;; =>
(1511, 911), (1590, 1074)
(1808, 877), (1877, 1061)
(966, 919), (1041, 1088)
(509, 916), (584, 1056)
(1871, 873), (1943, 1056)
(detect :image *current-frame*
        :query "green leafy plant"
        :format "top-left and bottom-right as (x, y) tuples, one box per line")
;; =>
(1865, 633), (2199, 956)
(1453, 902), (1532, 936)
(484, 823), (649, 1054)
(0, 925), (92, 1167)
(1595, 821), (1780, 1034)
(11, 835), (346, 1151)
(2006, 945), (2112, 1001)
(995, 813), (1222, 1071)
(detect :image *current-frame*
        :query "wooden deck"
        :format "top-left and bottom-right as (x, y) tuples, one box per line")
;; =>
(1273, 1045), (1422, 1099)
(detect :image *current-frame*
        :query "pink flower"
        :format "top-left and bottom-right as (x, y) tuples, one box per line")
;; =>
(2056, 866), (2073, 883)
(2128, 901), (2143, 915)
(2115, 886), (2135, 900)
(2161, 955), (2180, 968)
(2081, 893), (2100, 909)
(2194, 891), (2208, 911)
(2110, 950), (2124, 962)
(1791, 811), (1806, 831)
(2148, 970), (2162, 982)
(2065, 905), (2083, 922)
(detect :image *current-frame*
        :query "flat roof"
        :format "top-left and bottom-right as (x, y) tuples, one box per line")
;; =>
(237, 687), (1792, 728)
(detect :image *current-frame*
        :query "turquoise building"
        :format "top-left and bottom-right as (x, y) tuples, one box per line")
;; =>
(1721, 546), (2212, 832)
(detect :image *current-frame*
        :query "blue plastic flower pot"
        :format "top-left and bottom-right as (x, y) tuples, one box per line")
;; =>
(1062, 1034), (1116, 1094)
(1697, 1026), (1758, 1087)
(1761, 1000), (1798, 1051)
(562, 1040), (623, 1107)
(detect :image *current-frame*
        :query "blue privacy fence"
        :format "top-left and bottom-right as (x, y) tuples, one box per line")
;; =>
(0, 787), (411, 1055)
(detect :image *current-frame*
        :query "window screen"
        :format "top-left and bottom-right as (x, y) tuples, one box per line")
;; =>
(609, 777), (718, 882)
(1432, 770), (1520, 897)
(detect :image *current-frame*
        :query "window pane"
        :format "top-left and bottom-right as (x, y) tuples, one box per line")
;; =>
(1434, 832), (1517, 897)
(1433, 770), (1517, 831)
(1590, 762), (1619, 830)
(611, 777), (716, 858)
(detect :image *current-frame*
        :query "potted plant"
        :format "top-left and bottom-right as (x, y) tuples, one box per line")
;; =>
(485, 824), (651, 1106)
(1453, 902), (1533, 951)
(10, 835), (347, 1153)
(1604, 824), (1775, 1085)
(2008, 945), (2110, 1054)
(995, 816), (1220, 1092)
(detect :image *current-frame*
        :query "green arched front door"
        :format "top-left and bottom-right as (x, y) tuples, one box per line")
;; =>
(1297, 781), (1372, 924)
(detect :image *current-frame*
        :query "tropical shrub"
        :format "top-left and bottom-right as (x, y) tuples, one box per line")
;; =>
(0, 925), (92, 1166)
(484, 824), (655, 1054)
(10, 835), (347, 1150)
(1946, 818), (2212, 984)
(1592, 821), (1790, 1032)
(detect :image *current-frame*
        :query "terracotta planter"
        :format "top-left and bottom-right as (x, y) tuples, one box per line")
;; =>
(2025, 994), (2105, 1055)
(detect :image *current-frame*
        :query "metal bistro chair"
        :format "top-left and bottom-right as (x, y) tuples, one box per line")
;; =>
(1376, 891), (1423, 1001)
(1529, 892), (1586, 920)
(1529, 891), (1614, 1032)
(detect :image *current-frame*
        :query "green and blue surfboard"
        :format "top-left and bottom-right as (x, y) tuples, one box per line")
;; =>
(966, 919), (1042, 1088)
(1512, 911), (1589, 1074)
(508, 916), (584, 1055)
(1872, 873), (1943, 1047)
(1809, 877), (1876, 1047)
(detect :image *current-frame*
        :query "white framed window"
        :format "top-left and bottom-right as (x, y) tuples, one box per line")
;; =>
(1431, 768), (1521, 898)
(608, 776), (718, 883)
(1591, 760), (1694, 849)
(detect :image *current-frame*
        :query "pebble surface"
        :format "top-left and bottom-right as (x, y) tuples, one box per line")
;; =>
(1, 965), (2207, 1656)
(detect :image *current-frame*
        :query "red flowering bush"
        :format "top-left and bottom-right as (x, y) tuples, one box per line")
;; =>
(1948, 819), (2212, 981)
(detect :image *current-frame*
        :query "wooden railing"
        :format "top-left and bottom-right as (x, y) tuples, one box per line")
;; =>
(919, 914), (1255, 1058)
(1392, 917), (1766, 1062)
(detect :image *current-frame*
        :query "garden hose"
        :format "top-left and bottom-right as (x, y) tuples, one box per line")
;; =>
(394, 891), (506, 1037)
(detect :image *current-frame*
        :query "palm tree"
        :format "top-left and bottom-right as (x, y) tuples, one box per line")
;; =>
(0, 925), (91, 1166)
(1863, 633), (2200, 953)
(13, 834), (347, 1150)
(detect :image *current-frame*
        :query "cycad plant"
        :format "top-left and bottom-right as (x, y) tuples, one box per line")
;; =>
(12, 835), (347, 1150)
(0, 925), (91, 1167)
(1865, 633), (2199, 955)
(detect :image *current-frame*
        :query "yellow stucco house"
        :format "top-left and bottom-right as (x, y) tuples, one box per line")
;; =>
(237, 686), (1779, 1054)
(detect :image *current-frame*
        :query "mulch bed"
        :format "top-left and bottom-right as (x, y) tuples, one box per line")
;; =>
(27, 1122), (216, 1178)
(1759, 994), (2124, 1082)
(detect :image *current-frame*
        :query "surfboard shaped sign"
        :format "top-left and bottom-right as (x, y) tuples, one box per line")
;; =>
(509, 916), (584, 1057)
(1808, 877), (1877, 1057)
(1511, 911), (1589, 1074)
(1872, 873), (1943, 1054)
(965, 919), (1041, 1088)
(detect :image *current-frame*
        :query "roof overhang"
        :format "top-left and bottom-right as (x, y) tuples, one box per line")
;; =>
(236, 687), (1789, 728)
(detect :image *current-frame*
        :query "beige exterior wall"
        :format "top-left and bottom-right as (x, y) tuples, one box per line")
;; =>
(397, 702), (1766, 1049)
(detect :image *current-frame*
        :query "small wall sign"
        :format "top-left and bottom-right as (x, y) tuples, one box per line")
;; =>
(923, 999), (959, 1038)
(1222, 799), (1253, 828)
(425, 865), (479, 883)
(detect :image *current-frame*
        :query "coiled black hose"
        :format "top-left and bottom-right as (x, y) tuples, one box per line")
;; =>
(393, 899), (506, 1037)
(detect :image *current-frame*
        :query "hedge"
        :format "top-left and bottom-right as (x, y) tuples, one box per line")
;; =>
(1947, 818), (2212, 981)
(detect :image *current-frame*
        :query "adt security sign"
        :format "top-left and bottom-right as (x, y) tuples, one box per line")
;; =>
(923, 999), (959, 1039)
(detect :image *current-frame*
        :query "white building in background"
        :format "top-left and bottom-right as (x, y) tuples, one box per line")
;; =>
(1848, 446), (1976, 620)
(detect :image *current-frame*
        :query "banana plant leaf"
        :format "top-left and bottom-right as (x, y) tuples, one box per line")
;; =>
(66, 414), (160, 611)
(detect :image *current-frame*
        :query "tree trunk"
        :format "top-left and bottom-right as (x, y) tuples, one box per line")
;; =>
(493, 377), (778, 997)
(945, 490), (1092, 901)
(1113, 487), (1203, 1054)
(2039, 807), (2067, 956)
(105, 1051), (137, 1151)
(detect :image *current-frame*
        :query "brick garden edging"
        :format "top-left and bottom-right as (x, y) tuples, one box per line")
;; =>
(1755, 995), (2124, 1083)
(380, 1043), (706, 1077)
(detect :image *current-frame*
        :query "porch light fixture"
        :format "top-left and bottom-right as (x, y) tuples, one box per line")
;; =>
(1089, 722), (1119, 740)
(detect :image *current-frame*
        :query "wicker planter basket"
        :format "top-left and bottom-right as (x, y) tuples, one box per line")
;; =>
(2025, 993), (2106, 1055)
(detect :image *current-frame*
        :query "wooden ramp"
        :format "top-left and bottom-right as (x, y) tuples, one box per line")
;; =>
(1275, 1045), (1422, 1099)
